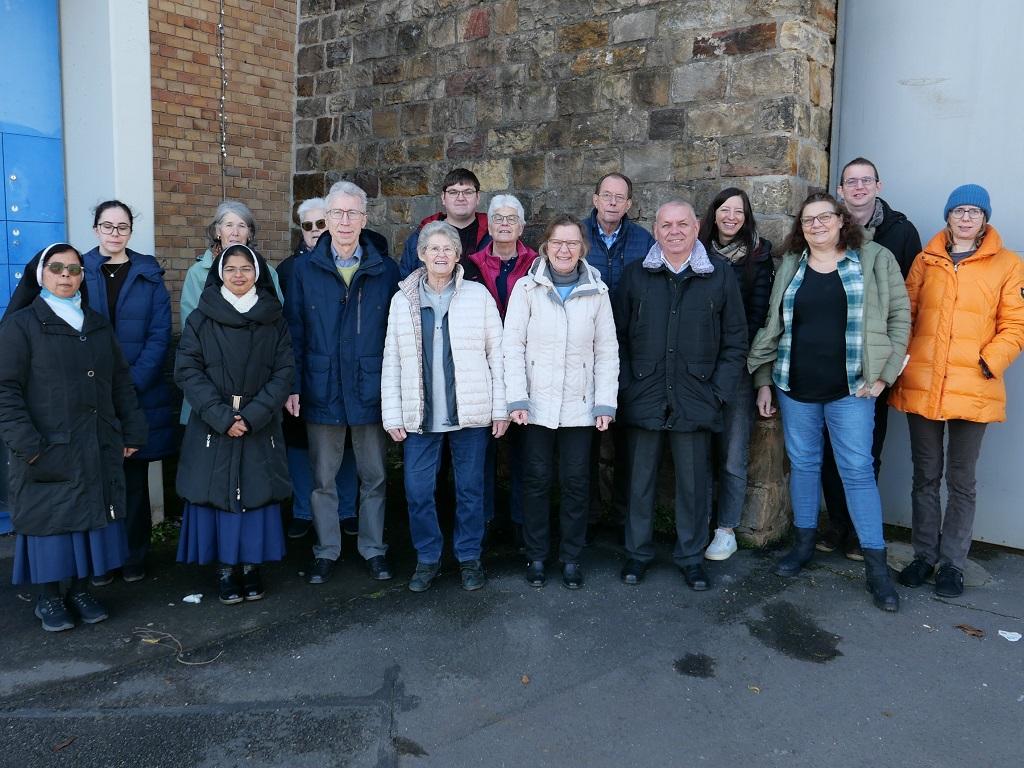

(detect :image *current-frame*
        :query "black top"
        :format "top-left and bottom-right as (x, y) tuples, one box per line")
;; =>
(101, 260), (131, 324)
(495, 256), (518, 308)
(456, 219), (479, 258)
(789, 267), (849, 403)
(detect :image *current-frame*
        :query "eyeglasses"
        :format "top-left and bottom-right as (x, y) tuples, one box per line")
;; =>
(548, 239), (583, 252)
(841, 176), (878, 188)
(326, 209), (366, 221)
(97, 222), (131, 235)
(800, 212), (838, 227)
(444, 188), (478, 199)
(223, 266), (255, 276)
(46, 262), (84, 276)
(491, 214), (520, 224)
(300, 219), (326, 231)
(424, 245), (457, 256)
(598, 192), (628, 204)
(949, 207), (984, 220)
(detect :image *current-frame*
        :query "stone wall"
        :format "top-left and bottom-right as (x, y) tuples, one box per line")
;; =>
(150, 0), (297, 313)
(293, 0), (836, 252)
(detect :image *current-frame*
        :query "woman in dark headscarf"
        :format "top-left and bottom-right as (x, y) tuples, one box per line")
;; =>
(0, 243), (147, 632)
(174, 244), (293, 604)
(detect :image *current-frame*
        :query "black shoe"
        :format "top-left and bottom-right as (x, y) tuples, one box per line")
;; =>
(219, 567), (244, 605)
(561, 562), (583, 590)
(898, 557), (934, 588)
(67, 590), (110, 623)
(286, 518), (312, 539)
(460, 560), (486, 591)
(342, 517), (359, 536)
(367, 555), (393, 581)
(525, 560), (546, 588)
(122, 563), (146, 583)
(34, 595), (74, 632)
(620, 559), (648, 585)
(680, 563), (710, 591)
(774, 527), (817, 577)
(409, 562), (440, 593)
(934, 564), (964, 598)
(863, 548), (899, 612)
(304, 557), (334, 585)
(242, 565), (265, 601)
(90, 573), (114, 587)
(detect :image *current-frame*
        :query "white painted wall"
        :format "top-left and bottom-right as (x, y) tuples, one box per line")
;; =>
(59, 0), (156, 255)
(833, 0), (1024, 548)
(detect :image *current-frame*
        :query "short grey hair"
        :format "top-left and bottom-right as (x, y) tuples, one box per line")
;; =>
(326, 181), (368, 210)
(656, 199), (697, 222)
(206, 200), (256, 247)
(417, 221), (462, 259)
(296, 197), (326, 222)
(488, 193), (525, 222)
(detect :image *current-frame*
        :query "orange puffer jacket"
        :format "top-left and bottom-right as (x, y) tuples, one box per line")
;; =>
(889, 225), (1024, 423)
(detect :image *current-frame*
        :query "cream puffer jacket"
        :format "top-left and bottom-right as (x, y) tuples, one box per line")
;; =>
(381, 266), (506, 432)
(502, 258), (619, 429)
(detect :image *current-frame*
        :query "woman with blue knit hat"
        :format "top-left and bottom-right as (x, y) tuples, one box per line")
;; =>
(889, 184), (1024, 597)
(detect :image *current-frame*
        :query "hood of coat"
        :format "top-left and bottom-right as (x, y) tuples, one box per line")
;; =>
(919, 223), (1005, 265)
(525, 256), (607, 299)
(196, 283), (283, 327)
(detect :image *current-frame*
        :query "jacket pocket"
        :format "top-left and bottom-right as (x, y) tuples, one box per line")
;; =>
(29, 432), (73, 483)
(357, 356), (383, 407)
(303, 353), (332, 405)
(683, 361), (721, 420)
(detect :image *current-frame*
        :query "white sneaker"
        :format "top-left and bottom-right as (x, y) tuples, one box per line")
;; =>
(704, 529), (737, 561)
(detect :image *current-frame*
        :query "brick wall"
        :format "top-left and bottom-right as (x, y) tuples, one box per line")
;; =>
(293, 0), (836, 254)
(150, 0), (297, 312)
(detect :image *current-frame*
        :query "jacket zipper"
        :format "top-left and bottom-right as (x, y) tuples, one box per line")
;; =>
(109, 504), (115, 520)
(270, 435), (275, 449)
(357, 287), (363, 334)
(206, 433), (212, 447)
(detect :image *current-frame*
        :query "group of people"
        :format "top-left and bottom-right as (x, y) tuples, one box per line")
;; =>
(1, 160), (1021, 633)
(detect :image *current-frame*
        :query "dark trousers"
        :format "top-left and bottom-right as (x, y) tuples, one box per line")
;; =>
(124, 458), (152, 567)
(521, 425), (592, 564)
(625, 428), (711, 567)
(821, 391), (889, 544)
(907, 414), (987, 570)
(588, 422), (629, 525)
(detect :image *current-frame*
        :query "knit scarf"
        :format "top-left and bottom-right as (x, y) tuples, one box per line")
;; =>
(40, 288), (84, 331)
(709, 236), (750, 265)
(220, 285), (259, 313)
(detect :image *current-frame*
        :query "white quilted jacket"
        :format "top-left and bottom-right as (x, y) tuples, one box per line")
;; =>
(502, 258), (619, 429)
(381, 266), (507, 432)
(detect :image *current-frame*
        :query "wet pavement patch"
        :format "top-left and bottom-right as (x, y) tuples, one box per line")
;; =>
(745, 601), (843, 663)
(673, 653), (716, 678)
(392, 735), (428, 756)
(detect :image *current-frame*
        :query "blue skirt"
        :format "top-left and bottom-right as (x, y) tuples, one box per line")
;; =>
(176, 502), (285, 566)
(11, 520), (129, 585)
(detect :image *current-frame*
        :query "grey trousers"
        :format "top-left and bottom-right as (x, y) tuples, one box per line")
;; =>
(625, 427), (711, 567)
(307, 422), (389, 562)
(906, 414), (988, 570)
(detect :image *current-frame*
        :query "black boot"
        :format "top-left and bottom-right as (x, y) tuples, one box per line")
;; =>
(774, 526), (817, 577)
(863, 549), (900, 612)
(241, 565), (264, 601)
(218, 565), (243, 605)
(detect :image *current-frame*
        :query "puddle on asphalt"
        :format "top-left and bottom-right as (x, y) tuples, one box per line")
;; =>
(673, 653), (716, 678)
(745, 601), (843, 663)
(393, 735), (428, 756)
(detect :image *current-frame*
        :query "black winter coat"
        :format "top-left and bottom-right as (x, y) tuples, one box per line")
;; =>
(873, 197), (922, 279)
(613, 251), (748, 433)
(175, 286), (293, 512)
(724, 237), (774, 344)
(0, 298), (148, 536)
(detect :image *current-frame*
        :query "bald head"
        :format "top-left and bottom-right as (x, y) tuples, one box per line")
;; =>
(655, 200), (699, 266)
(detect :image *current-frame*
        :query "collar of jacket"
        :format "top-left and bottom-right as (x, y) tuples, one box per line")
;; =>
(84, 247), (164, 282)
(310, 232), (385, 277)
(195, 284), (283, 327)
(919, 224), (1004, 266)
(586, 208), (635, 241)
(642, 239), (713, 274)
(798, 247), (862, 265)
(526, 257), (606, 298)
(32, 295), (107, 334)
(418, 211), (490, 246)
(398, 263), (465, 305)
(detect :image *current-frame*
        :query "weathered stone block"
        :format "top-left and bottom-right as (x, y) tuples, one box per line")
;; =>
(401, 103), (431, 134)
(487, 126), (535, 154)
(672, 139), (719, 180)
(319, 142), (359, 172)
(648, 108), (686, 140)
(320, 12), (341, 40)
(407, 54), (435, 80)
(809, 60), (833, 109)
(632, 69), (670, 106)
(493, 0), (518, 35)
(798, 142), (828, 187)
(471, 159), (512, 191)
(570, 116), (612, 147)
(373, 58), (405, 85)
(722, 135), (797, 177)
(296, 97), (326, 118)
(730, 52), (808, 100)
(737, 414), (790, 549)
(570, 45), (647, 76)
(359, 141), (380, 168)
(512, 155), (546, 190)
(580, 147), (623, 183)
(295, 146), (318, 173)
(431, 98), (476, 132)
(758, 97), (798, 132)
(466, 39), (507, 69)
(327, 92), (354, 115)
(625, 144), (675, 183)
(297, 76), (314, 98)
(315, 117), (333, 144)
(353, 28), (397, 62)
(315, 70), (341, 95)
(446, 131), (485, 159)
(748, 175), (805, 216)
(396, 23), (427, 53)
(670, 60), (727, 102)
(612, 10), (657, 43)
(544, 152), (584, 187)
(658, 0), (737, 34)
(558, 20), (608, 52)
(406, 135), (445, 163)
(299, 19), (320, 44)
(371, 108), (400, 138)
(446, 69), (495, 97)
(295, 119), (315, 145)
(427, 15), (457, 47)
(692, 22), (777, 59)
(300, 0), (331, 17)
(293, 173), (324, 203)
(297, 45), (324, 75)
(779, 19), (833, 66)
(460, 7), (490, 41)
(325, 39), (351, 68)
(380, 140), (406, 165)
(610, 109), (649, 144)
(380, 166), (430, 197)
(686, 101), (759, 138)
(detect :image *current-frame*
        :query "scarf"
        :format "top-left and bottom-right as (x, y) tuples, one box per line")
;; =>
(220, 285), (259, 313)
(710, 237), (749, 265)
(865, 198), (884, 230)
(40, 288), (85, 331)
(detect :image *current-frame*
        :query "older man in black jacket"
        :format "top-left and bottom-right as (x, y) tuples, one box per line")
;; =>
(613, 200), (747, 591)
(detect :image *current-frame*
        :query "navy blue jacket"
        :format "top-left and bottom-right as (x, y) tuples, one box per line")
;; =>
(284, 233), (400, 426)
(84, 247), (177, 460)
(583, 209), (655, 294)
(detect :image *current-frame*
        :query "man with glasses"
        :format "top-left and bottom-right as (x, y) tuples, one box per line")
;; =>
(399, 168), (491, 279)
(613, 200), (746, 591)
(818, 158), (924, 560)
(583, 173), (655, 538)
(284, 181), (400, 586)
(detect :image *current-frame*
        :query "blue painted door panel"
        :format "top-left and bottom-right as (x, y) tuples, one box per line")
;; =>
(7, 221), (66, 266)
(0, 0), (62, 138)
(3, 135), (65, 222)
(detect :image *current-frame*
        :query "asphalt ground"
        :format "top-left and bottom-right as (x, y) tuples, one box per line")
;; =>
(1, 515), (1022, 768)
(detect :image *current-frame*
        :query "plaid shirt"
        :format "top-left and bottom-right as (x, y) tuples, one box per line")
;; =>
(773, 249), (865, 394)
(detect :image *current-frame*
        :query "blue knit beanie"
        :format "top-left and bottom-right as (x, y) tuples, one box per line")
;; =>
(944, 184), (991, 221)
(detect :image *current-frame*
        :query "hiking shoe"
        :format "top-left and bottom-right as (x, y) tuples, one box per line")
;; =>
(67, 590), (109, 624)
(934, 564), (964, 598)
(409, 562), (440, 593)
(460, 560), (486, 591)
(704, 528), (737, 561)
(35, 595), (74, 632)
(303, 557), (334, 585)
(218, 567), (244, 605)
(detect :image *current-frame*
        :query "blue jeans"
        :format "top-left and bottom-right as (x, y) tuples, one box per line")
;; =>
(710, 368), (754, 529)
(776, 390), (885, 550)
(405, 427), (489, 564)
(286, 445), (357, 521)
